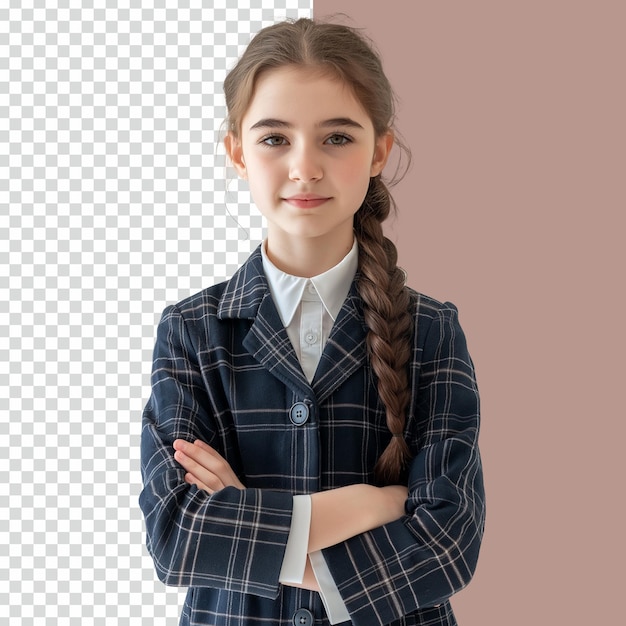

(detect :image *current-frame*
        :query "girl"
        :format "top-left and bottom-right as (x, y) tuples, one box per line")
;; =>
(140, 18), (484, 626)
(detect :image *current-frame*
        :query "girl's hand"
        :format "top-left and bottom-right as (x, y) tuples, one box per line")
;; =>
(307, 483), (408, 553)
(173, 439), (245, 493)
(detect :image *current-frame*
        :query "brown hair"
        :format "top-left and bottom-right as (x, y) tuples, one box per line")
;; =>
(224, 18), (413, 484)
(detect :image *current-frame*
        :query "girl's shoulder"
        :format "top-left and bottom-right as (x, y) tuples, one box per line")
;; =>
(404, 287), (472, 351)
(166, 279), (229, 318)
(406, 286), (460, 320)
(166, 246), (266, 321)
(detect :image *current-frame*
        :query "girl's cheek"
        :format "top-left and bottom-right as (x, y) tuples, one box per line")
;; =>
(253, 153), (282, 169)
(341, 160), (373, 184)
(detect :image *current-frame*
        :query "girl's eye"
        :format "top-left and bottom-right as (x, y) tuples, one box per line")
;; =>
(325, 133), (352, 146)
(261, 135), (288, 147)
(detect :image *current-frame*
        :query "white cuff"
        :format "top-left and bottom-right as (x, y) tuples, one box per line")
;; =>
(309, 550), (350, 624)
(278, 495), (311, 584)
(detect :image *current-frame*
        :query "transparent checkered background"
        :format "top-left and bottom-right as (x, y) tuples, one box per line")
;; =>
(0, 1), (312, 623)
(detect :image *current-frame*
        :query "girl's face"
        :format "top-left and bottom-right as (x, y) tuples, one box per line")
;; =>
(225, 66), (392, 255)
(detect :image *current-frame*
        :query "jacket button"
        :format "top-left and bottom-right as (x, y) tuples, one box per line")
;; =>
(293, 608), (314, 626)
(289, 402), (310, 425)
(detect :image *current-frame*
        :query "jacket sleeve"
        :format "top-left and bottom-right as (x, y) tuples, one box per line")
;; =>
(139, 304), (294, 598)
(321, 302), (485, 626)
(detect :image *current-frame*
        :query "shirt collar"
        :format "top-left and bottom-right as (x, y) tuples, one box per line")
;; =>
(261, 239), (359, 327)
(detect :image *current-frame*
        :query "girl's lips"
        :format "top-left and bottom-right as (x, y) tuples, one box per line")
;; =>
(283, 195), (331, 209)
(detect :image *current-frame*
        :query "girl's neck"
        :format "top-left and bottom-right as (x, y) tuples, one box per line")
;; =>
(265, 232), (355, 278)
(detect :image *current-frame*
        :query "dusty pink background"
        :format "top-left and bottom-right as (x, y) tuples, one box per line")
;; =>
(314, 2), (625, 624)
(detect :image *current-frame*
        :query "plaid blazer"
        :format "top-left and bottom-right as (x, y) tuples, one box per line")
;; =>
(140, 246), (485, 626)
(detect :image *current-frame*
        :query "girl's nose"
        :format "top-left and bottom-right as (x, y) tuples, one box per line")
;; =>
(288, 145), (323, 182)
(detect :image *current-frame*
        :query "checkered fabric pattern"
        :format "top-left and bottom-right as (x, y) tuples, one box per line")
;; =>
(0, 1), (312, 624)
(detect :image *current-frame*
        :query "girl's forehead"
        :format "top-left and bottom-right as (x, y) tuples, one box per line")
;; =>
(242, 66), (370, 128)
(257, 64), (339, 85)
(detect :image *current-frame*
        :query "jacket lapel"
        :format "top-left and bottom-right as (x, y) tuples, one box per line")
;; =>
(243, 293), (312, 398)
(311, 283), (368, 403)
(218, 246), (312, 398)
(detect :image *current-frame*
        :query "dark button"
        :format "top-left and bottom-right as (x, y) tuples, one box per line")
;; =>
(289, 402), (310, 425)
(293, 608), (314, 626)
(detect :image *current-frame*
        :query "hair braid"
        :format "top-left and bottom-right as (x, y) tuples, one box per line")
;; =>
(355, 176), (413, 485)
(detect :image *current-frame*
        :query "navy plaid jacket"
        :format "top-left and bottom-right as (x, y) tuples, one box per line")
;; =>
(139, 246), (485, 626)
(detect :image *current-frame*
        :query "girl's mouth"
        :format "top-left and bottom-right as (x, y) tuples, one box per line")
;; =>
(283, 195), (331, 209)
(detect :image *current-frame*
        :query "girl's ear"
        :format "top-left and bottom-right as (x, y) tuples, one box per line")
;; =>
(224, 132), (247, 179)
(370, 131), (394, 177)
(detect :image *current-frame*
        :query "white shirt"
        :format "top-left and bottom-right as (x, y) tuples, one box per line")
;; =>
(261, 240), (356, 625)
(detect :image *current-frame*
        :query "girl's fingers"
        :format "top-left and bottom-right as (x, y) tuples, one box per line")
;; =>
(192, 441), (237, 475)
(175, 441), (224, 476)
(173, 439), (245, 490)
(192, 439), (216, 453)
(174, 438), (219, 463)
(184, 472), (215, 494)
(173, 439), (212, 468)
(174, 449), (224, 491)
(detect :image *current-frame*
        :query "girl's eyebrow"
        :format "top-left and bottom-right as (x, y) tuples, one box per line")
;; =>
(249, 117), (365, 131)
